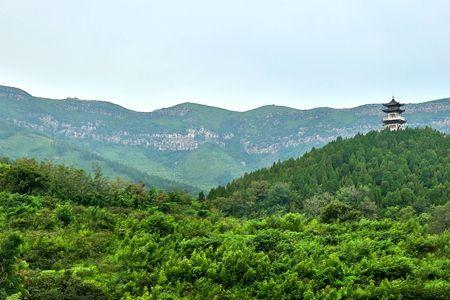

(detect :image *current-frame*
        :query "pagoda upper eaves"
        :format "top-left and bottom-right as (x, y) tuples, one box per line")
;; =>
(382, 98), (404, 107)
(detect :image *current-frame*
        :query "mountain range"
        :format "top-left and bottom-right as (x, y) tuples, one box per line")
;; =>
(1, 84), (450, 191)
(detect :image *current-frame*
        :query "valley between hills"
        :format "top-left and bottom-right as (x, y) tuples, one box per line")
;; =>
(2, 84), (450, 192)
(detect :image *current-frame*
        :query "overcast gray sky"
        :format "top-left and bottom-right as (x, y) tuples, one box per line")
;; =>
(1, 0), (449, 111)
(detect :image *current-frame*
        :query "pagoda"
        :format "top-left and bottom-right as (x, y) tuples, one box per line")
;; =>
(382, 97), (406, 131)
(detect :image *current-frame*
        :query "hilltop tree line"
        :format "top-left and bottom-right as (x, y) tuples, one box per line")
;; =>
(208, 128), (450, 220)
(0, 128), (450, 299)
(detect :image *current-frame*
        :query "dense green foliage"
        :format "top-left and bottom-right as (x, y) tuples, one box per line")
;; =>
(209, 128), (450, 218)
(3, 85), (450, 191)
(1, 129), (450, 299)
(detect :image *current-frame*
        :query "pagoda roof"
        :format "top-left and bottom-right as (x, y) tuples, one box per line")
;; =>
(383, 97), (404, 107)
(383, 119), (406, 125)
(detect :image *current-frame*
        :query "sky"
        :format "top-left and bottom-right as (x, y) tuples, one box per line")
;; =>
(1, 0), (450, 112)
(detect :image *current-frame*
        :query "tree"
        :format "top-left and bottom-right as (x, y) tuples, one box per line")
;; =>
(302, 193), (333, 217)
(0, 233), (24, 298)
(1, 159), (48, 194)
(429, 201), (450, 233)
(266, 182), (292, 211)
(198, 191), (205, 201)
(320, 200), (360, 223)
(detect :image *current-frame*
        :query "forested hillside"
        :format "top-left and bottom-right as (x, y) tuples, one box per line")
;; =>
(3, 84), (450, 190)
(208, 128), (450, 218)
(1, 128), (450, 299)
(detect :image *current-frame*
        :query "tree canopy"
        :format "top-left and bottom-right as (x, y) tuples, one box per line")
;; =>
(208, 128), (450, 218)
(0, 128), (449, 299)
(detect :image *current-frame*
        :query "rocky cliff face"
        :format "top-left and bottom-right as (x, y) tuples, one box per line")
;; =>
(1, 84), (450, 190)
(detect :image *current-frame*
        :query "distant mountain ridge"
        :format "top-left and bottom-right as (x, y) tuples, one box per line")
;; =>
(1, 84), (450, 190)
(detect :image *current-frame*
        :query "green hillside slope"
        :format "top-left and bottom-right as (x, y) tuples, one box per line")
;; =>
(1, 154), (450, 298)
(2, 84), (450, 190)
(208, 128), (450, 218)
(0, 121), (198, 193)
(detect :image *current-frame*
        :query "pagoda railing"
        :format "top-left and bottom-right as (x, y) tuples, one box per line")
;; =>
(383, 115), (405, 122)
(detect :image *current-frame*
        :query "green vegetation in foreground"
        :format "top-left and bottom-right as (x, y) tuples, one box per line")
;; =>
(0, 128), (450, 299)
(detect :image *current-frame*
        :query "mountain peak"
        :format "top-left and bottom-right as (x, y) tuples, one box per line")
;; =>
(153, 102), (237, 117)
(0, 85), (32, 98)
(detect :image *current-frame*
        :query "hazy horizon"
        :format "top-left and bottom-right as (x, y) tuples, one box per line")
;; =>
(1, 0), (450, 111)
(1, 82), (449, 113)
